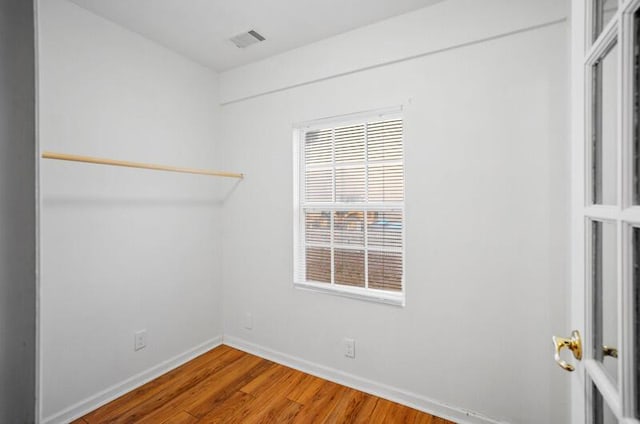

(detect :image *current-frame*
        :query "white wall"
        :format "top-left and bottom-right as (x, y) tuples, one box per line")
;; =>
(0, 1), (36, 422)
(36, 1), (571, 423)
(219, 1), (570, 423)
(219, 0), (568, 104)
(38, 1), (229, 422)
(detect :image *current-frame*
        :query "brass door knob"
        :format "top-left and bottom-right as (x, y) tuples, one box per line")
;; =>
(552, 330), (582, 372)
(602, 346), (618, 358)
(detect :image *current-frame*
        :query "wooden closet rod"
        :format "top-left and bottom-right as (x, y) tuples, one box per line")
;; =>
(42, 151), (244, 179)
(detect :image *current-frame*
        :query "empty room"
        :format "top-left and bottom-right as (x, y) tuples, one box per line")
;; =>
(1, 0), (638, 423)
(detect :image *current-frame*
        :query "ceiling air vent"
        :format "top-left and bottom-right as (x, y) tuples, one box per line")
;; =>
(229, 30), (266, 48)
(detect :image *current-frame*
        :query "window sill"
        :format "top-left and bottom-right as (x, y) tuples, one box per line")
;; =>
(294, 281), (405, 307)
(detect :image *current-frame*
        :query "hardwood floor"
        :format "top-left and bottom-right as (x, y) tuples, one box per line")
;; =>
(73, 345), (454, 423)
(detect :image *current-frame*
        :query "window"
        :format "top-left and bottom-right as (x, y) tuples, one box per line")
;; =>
(293, 109), (405, 305)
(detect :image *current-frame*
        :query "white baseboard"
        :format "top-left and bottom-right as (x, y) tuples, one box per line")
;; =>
(41, 335), (223, 424)
(223, 336), (504, 424)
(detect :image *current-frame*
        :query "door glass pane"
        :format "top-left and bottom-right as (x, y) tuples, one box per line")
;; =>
(592, 42), (618, 205)
(634, 10), (640, 204)
(592, 383), (620, 424)
(592, 221), (618, 386)
(634, 228), (640, 418)
(594, 0), (618, 41)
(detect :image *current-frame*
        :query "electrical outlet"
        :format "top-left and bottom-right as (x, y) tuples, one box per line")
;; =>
(344, 338), (355, 359)
(134, 330), (147, 351)
(244, 312), (253, 330)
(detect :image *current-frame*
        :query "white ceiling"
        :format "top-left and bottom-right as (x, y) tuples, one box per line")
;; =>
(68, 0), (443, 72)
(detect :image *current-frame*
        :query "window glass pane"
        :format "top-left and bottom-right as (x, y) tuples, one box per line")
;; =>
(368, 251), (402, 291)
(335, 249), (365, 287)
(304, 211), (330, 244)
(594, 0), (618, 41)
(306, 247), (331, 283)
(305, 169), (333, 203)
(592, 383), (619, 424)
(593, 42), (618, 205)
(369, 164), (404, 202)
(336, 167), (365, 202)
(305, 128), (332, 166)
(367, 119), (403, 161)
(592, 221), (618, 386)
(335, 124), (364, 163)
(334, 211), (364, 246)
(367, 211), (403, 249)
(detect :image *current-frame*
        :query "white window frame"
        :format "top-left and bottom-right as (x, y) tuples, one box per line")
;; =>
(292, 107), (405, 306)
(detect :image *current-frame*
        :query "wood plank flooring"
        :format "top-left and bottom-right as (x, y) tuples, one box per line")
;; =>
(74, 345), (454, 424)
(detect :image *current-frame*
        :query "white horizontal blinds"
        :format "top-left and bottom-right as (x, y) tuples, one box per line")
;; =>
(302, 214), (332, 284)
(304, 211), (331, 283)
(304, 128), (333, 204)
(367, 209), (403, 292)
(369, 164), (403, 202)
(300, 116), (404, 292)
(367, 211), (402, 250)
(335, 124), (365, 163)
(364, 118), (403, 292)
(368, 119), (404, 203)
(306, 247), (331, 283)
(334, 210), (365, 287)
(336, 167), (365, 203)
(302, 128), (333, 284)
(334, 211), (364, 245)
(305, 211), (330, 244)
(335, 249), (365, 287)
(305, 169), (333, 202)
(305, 128), (333, 166)
(367, 119), (403, 161)
(368, 251), (402, 290)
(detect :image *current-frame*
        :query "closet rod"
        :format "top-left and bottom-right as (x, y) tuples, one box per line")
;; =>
(41, 151), (244, 179)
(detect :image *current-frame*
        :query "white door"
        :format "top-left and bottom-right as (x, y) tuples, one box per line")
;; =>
(566, 0), (640, 423)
